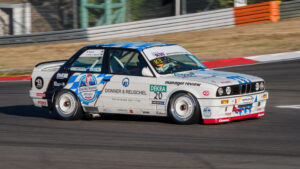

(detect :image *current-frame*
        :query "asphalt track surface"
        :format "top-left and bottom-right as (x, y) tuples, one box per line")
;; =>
(0, 60), (300, 169)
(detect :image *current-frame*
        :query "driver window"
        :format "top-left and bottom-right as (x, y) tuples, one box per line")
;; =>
(108, 49), (148, 76)
(70, 49), (104, 72)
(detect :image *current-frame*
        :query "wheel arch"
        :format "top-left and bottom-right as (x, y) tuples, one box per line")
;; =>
(51, 88), (81, 109)
(166, 89), (202, 117)
(166, 88), (201, 108)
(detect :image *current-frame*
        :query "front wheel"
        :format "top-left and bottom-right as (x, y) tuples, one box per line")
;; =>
(54, 90), (83, 120)
(168, 92), (200, 124)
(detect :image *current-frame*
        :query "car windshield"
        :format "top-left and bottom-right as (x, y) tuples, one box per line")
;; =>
(149, 53), (207, 74)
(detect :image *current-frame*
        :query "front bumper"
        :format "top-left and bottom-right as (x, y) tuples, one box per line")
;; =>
(199, 91), (268, 124)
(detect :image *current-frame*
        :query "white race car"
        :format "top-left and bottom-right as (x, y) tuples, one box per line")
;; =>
(29, 42), (268, 124)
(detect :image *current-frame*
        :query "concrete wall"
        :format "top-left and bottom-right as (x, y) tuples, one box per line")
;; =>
(0, 3), (31, 35)
(0, 8), (9, 35)
(0, 0), (74, 34)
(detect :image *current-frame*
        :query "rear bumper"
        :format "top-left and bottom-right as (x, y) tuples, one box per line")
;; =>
(203, 112), (265, 124)
(29, 90), (49, 108)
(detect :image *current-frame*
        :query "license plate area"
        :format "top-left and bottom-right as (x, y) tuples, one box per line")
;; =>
(238, 104), (252, 109)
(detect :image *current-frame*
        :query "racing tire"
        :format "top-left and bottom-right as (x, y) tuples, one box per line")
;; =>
(168, 92), (200, 124)
(54, 90), (83, 120)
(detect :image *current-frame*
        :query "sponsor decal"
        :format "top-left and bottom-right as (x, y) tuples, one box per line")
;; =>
(225, 112), (232, 116)
(185, 82), (201, 86)
(53, 81), (65, 87)
(56, 73), (68, 79)
(221, 81), (232, 84)
(258, 112), (265, 117)
(78, 74), (98, 103)
(218, 119), (230, 123)
(257, 108), (262, 111)
(165, 81), (184, 86)
(105, 88), (146, 95)
(150, 85), (167, 101)
(242, 96), (254, 104)
(35, 77), (44, 89)
(117, 109), (128, 113)
(235, 97), (242, 104)
(36, 93), (45, 97)
(105, 89), (121, 93)
(165, 81), (200, 86)
(150, 85), (167, 92)
(81, 49), (105, 57)
(156, 111), (165, 115)
(112, 98), (141, 102)
(70, 67), (87, 72)
(152, 52), (166, 58)
(122, 78), (130, 87)
(174, 72), (196, 78)
(129, 109), (134, 114)
(203, 90), (210, 96)
(203, 107), (212, 117)
(143, 111), (150, 114)
(152, 101), (165, 105)
(235, 104), (253, 115)
(37, 100), (47, 105)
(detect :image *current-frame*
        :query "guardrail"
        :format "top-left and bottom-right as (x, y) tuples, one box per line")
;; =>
(280, 0), (300, 19)
(0, 8), (234, 46)
(1, 0), (299, 47)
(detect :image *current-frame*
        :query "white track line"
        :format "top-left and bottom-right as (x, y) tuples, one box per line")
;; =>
(246, 51), (300, 62)
(276, 105), (300, 109)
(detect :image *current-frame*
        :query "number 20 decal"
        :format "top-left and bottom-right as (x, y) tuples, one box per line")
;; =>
(154, 92), (163, 100)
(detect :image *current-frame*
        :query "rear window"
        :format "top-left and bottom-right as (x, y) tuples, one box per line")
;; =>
(70, 49), (105, 72)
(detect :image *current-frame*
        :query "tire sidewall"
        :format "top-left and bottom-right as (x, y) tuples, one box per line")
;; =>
(54, 90), (83, 120)
(168, 92), (200, 124)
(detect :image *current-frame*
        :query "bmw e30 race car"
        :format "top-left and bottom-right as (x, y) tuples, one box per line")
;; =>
(29, 42), (268, 124)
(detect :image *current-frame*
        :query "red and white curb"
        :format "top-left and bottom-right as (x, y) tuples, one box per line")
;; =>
(0, 76), (30, 81)
(204, 50), (300, 68)
(1, 51), (300, 81)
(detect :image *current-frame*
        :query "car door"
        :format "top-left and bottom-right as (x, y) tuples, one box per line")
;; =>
(98, 48), (157, 115)
(64, 47), (112, 111)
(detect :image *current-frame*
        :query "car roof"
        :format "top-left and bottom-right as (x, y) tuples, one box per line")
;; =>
(86, 42), (176, 51)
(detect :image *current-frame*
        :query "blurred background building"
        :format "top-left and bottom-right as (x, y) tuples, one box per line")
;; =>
(0, 0), (293, 36)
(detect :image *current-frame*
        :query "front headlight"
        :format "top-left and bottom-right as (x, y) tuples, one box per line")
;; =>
(225, 86), (231, 95)
(255, 82), (259, 91)
(217, 87), (224, 96)
(259, 82), (264, 90)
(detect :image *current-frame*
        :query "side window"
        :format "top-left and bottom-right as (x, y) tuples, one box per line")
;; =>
(108, 49), (148, 76)
(70, 49), (104, 72)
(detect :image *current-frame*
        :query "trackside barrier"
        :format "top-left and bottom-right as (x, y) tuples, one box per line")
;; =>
(280, 0), (300, 19)
(1, 0), (299, 46)
(0, 8), (235, 46)
(234, 1), (279, 25)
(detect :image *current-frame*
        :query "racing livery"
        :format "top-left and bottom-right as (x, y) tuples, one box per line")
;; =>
(29, 42), (268, 124)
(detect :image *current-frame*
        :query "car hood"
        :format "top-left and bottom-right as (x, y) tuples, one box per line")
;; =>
(166, 69), (263, 86)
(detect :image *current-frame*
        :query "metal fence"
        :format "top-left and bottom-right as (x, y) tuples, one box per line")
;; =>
(280, 0), (300, 19)
(0, 8), (235, 46)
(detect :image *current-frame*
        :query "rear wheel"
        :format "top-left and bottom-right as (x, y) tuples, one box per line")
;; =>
(54, 90), (83, 120)
(168, 92), (200, 124)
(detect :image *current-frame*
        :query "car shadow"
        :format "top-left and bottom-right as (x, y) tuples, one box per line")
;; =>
(0, 105), (261, 124)
(0, 105), (171, 123)
(0, 105), (56, 119)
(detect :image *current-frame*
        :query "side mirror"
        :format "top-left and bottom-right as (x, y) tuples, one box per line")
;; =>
(142, 67), (154, 77)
